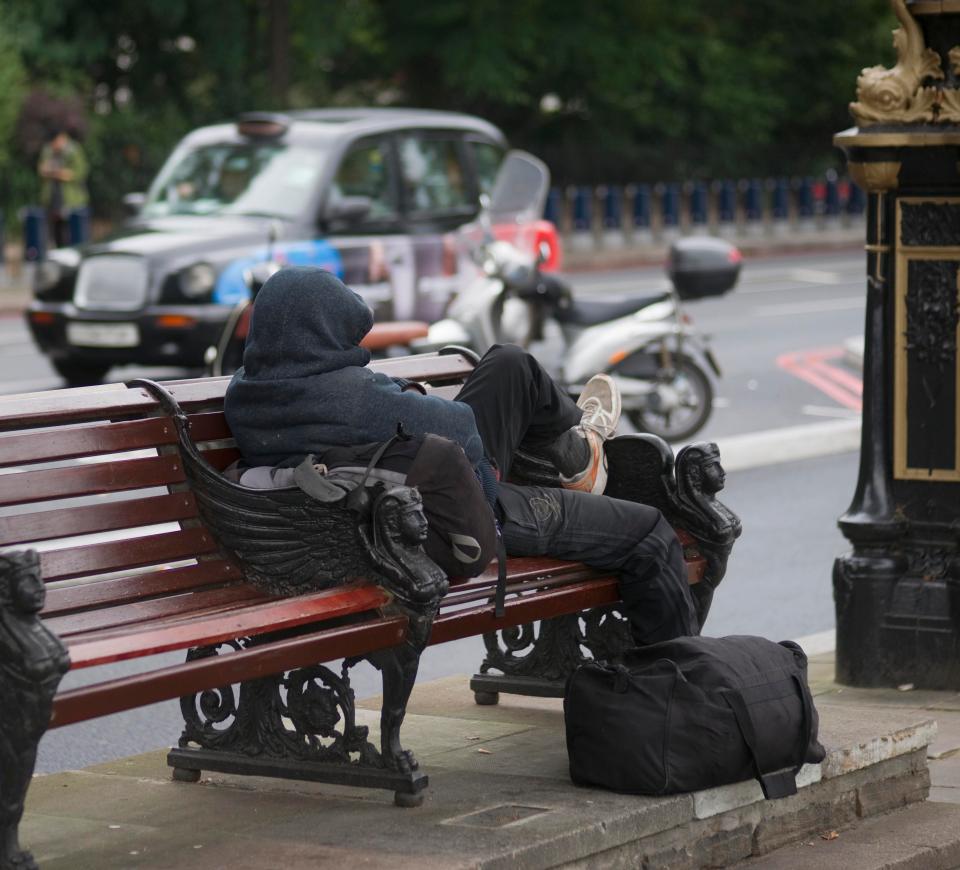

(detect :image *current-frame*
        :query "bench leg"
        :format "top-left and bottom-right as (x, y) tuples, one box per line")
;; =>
(470, 607), (635, 701)
(365, 602), (437, 782)
(169, 633), (430, 805)
(0, 551), (70, 870)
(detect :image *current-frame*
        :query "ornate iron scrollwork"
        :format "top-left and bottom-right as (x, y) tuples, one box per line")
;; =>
(473, 435), (741, 701)
(178, 642), (380, 768)
(0, 550), (70, 870)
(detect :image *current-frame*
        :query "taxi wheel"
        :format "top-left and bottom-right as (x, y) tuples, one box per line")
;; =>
(52, 359), (111, 387)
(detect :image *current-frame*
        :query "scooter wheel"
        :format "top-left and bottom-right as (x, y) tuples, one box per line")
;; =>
(624, 353), (714, 442)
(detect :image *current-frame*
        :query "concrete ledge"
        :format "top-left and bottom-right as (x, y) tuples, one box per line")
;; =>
(21, 674), (939, 870)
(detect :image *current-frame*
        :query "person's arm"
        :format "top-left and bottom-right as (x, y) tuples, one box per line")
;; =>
(37, 146), (56, 179)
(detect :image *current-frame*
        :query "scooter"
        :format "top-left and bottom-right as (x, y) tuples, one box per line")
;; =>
(416, 153), (741, 441)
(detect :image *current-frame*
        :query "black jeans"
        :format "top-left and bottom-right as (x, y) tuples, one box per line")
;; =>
(455, 345), (699, 643)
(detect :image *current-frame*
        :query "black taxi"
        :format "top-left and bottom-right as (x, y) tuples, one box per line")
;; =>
(27, 108), (506, 384)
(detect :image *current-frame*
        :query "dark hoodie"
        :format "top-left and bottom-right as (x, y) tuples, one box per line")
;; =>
(224, 267), (485, 468)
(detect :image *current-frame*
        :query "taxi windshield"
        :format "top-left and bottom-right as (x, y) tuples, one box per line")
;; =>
(142, 140), (326, 220)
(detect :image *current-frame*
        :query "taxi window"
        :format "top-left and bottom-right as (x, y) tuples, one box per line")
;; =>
(470, 141), (504, 196)
(330, 139), (398, 219)
(143, 142), (325, 220)
(399, 135), (470, 215)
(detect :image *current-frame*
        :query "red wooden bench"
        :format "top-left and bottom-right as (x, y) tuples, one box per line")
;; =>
(0, 351), (739, 870)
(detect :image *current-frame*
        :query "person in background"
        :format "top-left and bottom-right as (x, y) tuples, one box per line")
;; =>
(37, 128), (89, 248)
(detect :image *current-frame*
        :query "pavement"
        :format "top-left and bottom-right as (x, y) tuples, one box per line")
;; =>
(19, 649), (960, 869)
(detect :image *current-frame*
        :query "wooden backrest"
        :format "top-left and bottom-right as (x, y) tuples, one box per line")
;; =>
(0, 353), (476, 642)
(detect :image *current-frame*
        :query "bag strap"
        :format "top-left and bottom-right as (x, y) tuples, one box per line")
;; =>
(345, 424), (408, 518)
(494, 524), (507, 618)
(722, 674), (814, 800)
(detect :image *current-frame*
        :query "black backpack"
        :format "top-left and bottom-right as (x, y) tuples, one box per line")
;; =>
(564, 635), (826, 798)
(305, 433), (497, 579)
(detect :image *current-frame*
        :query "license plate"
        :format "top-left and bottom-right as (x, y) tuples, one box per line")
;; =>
(66, 322), (140, 348)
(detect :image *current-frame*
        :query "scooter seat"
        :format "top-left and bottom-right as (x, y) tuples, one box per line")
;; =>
(554, 292), (669, 326)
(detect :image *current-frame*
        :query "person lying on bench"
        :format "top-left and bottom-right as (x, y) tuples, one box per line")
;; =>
(224, 267), (699, 644)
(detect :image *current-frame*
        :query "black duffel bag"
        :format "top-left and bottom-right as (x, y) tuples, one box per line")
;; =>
(564, 635), (826, 799)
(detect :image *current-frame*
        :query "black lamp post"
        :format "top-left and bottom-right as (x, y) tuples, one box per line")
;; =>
(834, 0), (960, 688)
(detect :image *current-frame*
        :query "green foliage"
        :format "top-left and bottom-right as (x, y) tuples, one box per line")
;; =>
(0, 0), (901, 221)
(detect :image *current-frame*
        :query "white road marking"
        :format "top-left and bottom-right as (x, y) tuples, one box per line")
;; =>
(801, 404), (860, 419)
(786, 268), (843, 284)
(753, 297), (865, 317)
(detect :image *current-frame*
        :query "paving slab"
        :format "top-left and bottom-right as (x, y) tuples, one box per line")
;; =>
(20, 670), (939, 870)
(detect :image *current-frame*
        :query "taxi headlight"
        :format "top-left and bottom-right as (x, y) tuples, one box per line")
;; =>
(36, 260), (62, 291)
(179, 262), (217, 298)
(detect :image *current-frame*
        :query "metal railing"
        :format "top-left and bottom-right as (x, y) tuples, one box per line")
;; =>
(544, 174), (866, 249)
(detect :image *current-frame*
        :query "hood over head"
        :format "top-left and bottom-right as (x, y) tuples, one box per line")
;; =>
(241, 266), (373, 379)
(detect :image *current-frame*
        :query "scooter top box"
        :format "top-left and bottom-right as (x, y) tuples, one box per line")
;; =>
(667, 237), (742, 301)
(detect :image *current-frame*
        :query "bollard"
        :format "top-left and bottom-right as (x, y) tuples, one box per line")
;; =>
(633, 183), (652, 229)
(690, 181), (708, 226)
(67, 207), (91, 246)
(572, 186), (591, 230)
(544, 187), (561, 225)
(603, 185), (622, 229)
(772, 177), (790, 219)
(22, 207), (47, 262)
(662, 182), (680, 229)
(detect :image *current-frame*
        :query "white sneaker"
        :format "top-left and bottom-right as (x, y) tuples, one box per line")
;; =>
(560, 374), (622, 494)
(576, 373), (622, 441)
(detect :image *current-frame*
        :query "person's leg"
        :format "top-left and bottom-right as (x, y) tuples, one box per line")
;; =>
(454, 344), (582, 477)
(497, 482), (699, 643)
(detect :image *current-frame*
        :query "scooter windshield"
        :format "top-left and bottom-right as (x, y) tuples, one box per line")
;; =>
(488, 151), (550, 223)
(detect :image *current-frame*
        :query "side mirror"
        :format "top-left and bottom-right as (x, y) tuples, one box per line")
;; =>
(667, 237), (742, 300)
(322, 195), (372, 226)
(122, 192), (146, 217)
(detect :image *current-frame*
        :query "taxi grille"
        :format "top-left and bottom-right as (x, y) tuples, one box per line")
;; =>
(74, 256), (149, 311)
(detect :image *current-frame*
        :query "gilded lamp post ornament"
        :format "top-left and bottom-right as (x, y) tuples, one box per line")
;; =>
(851, 0), (954, 125)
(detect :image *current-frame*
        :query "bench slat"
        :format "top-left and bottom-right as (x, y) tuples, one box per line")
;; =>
(50, 616), (409, 729)
(0, 447), (237, 507)
(39, 527), (219, 582)
(430, 576), (621, 645)
(43, 560), (241, 615)
(0, 454), (183, 506)
(0, 492), (199, 546)
(0, 412), (232, 467)
(64, 582), (391, 668)
(45, 583), (269, 637)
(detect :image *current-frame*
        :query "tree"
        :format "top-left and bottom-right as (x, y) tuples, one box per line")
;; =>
(0, 0), (900, 220)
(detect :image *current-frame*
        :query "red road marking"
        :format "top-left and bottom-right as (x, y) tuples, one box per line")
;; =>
(776, 346), (862, 411)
